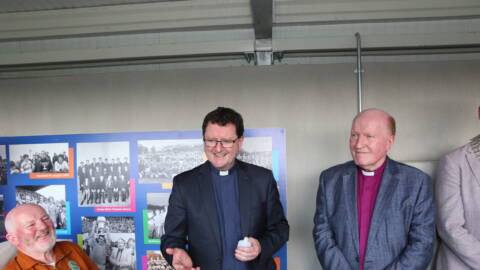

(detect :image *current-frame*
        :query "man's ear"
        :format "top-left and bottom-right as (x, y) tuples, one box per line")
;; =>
(238, 136), (244, 149)
(6, 233), (18, 246)
(386, 135), (395, 150)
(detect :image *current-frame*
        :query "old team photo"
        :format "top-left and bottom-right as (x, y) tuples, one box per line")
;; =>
(146, 193), (170, 239)
(9, 143), (69, 174)
(77, 141), (130, 207)
(81, 216), (136, 270)
(138, 139), (204, 184)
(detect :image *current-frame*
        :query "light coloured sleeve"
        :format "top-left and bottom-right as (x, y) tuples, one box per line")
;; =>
(436, 153), (480, 268)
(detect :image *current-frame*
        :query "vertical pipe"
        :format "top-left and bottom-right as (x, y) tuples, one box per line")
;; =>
(355, 32), (363, 113)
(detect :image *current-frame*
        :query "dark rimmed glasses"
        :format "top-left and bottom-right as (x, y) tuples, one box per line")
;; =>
(203, 138), (239, 148)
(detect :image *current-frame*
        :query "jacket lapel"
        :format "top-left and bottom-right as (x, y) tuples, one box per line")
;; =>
(197, 163), (222, 251)
(237, 161), (251, 237)
(466, 145), (480, 187)
(342, 164), (359, 256)
(368, 158), (399, 242)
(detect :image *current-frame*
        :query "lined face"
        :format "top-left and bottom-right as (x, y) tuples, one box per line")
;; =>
(203, 122), (243, 171)
(349, 110), (394, 171)
(8, 205), (56, 255)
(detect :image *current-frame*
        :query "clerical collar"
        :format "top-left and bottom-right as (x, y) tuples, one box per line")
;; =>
(210, 162), (236, 176)
(359, 159), (387, 177)
(361, 170), (375, 176)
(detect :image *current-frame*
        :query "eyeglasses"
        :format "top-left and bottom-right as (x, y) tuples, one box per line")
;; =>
(203, 138), (238, 148)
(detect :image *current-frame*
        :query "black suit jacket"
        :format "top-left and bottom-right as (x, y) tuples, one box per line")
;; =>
(161, 160), (289, 270)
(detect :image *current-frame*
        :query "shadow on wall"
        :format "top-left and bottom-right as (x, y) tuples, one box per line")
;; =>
(403, 160), (437, 179)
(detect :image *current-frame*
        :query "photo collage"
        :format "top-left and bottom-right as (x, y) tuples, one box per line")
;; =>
(0, 129), (286, 269)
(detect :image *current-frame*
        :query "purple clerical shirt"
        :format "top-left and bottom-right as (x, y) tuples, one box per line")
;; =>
(357, 160), (386, 270)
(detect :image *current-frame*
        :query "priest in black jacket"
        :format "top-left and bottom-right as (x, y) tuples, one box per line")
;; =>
(161, 107), (289, 270)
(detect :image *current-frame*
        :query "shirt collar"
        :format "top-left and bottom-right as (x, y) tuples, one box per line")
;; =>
(15, 242), (71, 269)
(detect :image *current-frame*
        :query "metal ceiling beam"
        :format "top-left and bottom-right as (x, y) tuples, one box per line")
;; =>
(249, 0), (272, 40)
(249, 0), (273, 65)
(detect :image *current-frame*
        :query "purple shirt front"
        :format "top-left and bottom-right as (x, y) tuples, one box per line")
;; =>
(357, 160), (386, 270)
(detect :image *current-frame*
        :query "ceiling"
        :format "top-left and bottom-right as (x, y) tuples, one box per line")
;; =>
(0, 0), (177, 13)
(1, 0), (480, 74)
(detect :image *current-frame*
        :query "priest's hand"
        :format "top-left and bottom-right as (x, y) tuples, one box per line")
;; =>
(235, 237), (261, 262)
(166, 248), (200, 270)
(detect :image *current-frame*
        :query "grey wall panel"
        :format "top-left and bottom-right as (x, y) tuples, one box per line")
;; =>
(363, 61), (480, 161)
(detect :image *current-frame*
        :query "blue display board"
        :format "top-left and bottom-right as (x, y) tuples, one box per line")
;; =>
(0, 128), (287, 270)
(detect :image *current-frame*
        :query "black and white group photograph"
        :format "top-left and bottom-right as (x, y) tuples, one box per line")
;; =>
(238, 137), (273, 170)
(146, 193), (169, 239)
(138, 139), (204, 184)
(9, 143), (70, 174)
(0, 145), (6, 185)
(81, 216), (136, 270)
(76, 142), (131, 207)
(147, 250), (174, 270)
(15, 185), (67, 230)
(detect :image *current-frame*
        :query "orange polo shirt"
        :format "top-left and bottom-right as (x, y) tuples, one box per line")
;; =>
(4, 241), (99, 270)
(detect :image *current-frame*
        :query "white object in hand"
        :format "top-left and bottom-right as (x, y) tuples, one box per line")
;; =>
(237, 237), (251, 247)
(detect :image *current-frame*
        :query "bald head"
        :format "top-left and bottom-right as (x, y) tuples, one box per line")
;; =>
(349, 108), (396, 171)
(5, 204), (45, 234)
(353, 109), (396, 136)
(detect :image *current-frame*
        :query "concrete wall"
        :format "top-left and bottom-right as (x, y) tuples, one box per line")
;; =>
(0, 60), (479, 269)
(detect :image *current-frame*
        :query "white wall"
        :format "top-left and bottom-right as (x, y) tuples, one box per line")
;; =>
(0, 60), (479, 269)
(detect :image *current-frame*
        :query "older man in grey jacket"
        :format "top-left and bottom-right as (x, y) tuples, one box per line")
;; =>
(313, 109), (436, 270)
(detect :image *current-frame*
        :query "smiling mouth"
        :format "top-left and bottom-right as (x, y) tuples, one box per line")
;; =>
(36, 230), (52, 240)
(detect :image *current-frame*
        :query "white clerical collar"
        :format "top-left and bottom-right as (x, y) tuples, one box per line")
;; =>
(211, 161), (236, 176)
(361, 170), (375, 176)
